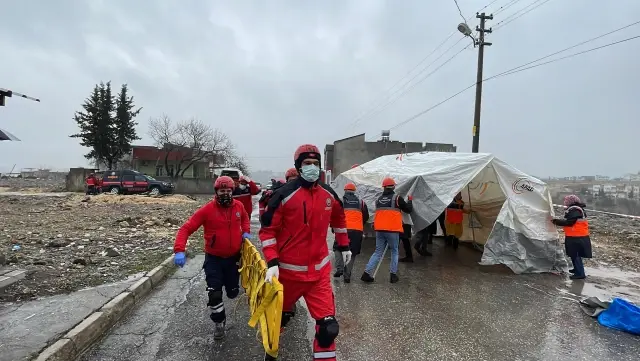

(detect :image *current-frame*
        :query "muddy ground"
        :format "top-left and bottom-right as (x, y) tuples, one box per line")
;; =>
(0, 191), (209, 302)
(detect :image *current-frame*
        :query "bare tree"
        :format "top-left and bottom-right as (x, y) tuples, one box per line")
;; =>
(226, 153), (250, 175)
(148, 114), (238, 179)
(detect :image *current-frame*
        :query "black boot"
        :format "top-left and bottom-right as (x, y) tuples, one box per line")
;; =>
(213, 321), (226, 340)
(570, 274), (586, 280)
(360, 272), (375, 283)
(390, 273), (399, 283)
(399, 256), (414, 263)
(333, 270), (343, 278)
(569, 269), (576, 274)
(452, 237), (459, 250)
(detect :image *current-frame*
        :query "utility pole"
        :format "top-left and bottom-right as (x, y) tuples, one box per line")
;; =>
(471, 13), (492, 153)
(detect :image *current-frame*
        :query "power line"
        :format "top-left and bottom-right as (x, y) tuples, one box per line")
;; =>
(453, 0), (467, 23)
(386, 33), (640, 132)
(351, 38), (470, 128)
(492, 0), (522, 16)
(347, 0), (508, 130)
(347, 31), (457, 130)
(494, 0), (554, 31)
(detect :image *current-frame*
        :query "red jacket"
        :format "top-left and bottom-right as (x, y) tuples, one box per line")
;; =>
(174, 199), (250, 258)
(232, 180), (260, 215)
(258, 190), (273, 218)
(85, 176), (96, 186)
(259, 179), (349, 282)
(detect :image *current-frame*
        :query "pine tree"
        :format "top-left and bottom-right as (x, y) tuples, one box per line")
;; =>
(98, 82), (118, 169)
(70, 84), (104, 163)
(113, 84), (141, 163)
(72, 82), (142, 169)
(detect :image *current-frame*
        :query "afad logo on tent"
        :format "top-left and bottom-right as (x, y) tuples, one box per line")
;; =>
(512, 177), (535, 194)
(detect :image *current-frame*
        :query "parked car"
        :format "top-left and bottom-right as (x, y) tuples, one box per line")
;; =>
(100, 170), (174, 195)
(219, 167), (243, 179)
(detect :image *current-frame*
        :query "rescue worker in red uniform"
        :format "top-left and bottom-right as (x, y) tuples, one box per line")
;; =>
(232, 175), (260, 216)
(258, 178), (286, 224)
(172, 176), (250, 340)
(333, 182), (369, 283)
(285, 167), (298, 182)
(260, 144), (350, 361)
(85, 173), (97, 195)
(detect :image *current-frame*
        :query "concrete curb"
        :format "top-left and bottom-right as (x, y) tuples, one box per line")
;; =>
(32, 254), (176, 361)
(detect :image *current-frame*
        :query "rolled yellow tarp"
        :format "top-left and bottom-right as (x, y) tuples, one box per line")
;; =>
(238, 238), (283, 358)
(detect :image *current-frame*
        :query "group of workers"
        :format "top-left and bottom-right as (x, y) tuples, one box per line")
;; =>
(169, 141), (593, 360)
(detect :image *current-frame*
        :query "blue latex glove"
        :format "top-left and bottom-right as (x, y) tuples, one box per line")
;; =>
(174, 252), (186, 268)
(242, 233), (251, 239)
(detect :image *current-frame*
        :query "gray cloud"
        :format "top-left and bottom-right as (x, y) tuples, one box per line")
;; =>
(1, 0), (639, 178)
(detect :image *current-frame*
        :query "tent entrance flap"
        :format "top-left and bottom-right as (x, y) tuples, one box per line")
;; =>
(332, 152), (568, 274)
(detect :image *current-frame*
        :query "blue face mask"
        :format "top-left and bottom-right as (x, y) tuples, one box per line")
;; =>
(300, 164), (320, 182)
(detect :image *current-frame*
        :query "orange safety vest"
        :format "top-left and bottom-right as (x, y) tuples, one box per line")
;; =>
(343, 193), (363, 231)
(374, 193), (403, 232)
(446, 200), (464, 224)
(563, 206), (590, 237)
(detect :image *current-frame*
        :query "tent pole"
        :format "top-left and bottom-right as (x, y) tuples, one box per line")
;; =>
(466, 184), (481, 251)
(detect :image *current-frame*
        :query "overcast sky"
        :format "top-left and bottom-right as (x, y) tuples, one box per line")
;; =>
(1, 0), (638, 177)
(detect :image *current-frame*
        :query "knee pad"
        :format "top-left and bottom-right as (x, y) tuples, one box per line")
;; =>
(226, 287), (239, 299)
(315, 316), (339, 348)
(207, 288), (223, 307)
(281, 311), (295, 328)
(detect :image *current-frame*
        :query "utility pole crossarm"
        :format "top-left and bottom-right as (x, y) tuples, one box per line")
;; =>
(471, 12), (493, 153)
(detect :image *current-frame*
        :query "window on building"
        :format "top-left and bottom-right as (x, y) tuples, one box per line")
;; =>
(155, 166), (163, 177)
(193, 164), (200, 178)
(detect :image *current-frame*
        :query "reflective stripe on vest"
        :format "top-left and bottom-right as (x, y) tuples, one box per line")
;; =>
(343, 194), (363, 231)
(374, 194), (403, 232)
(279, 254), (331, 272)
(563, 206), (589, 237)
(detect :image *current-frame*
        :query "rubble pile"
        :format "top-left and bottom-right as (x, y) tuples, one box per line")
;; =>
(554, 205), (640, 272)
(0, 193), (207, 302)
(0, 177), (66, 192)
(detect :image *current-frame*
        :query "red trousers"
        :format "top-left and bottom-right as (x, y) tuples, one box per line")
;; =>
(282, 275), (337, 361)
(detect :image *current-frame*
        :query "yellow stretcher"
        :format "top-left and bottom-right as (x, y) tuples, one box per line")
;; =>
(238, 238), (284, 358)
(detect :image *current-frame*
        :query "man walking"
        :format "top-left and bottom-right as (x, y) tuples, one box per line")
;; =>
(260, 144), (350, 361)
(333, 182), (369, 283)
(361, 177), (412, 284)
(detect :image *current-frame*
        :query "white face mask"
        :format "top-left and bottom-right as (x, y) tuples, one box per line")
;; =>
(239, 184), (247, 190)
(300, 164), (320, 182)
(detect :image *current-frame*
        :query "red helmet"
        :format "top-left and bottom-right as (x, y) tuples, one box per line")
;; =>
(294, 144), (321, 169)
(344, 183), (356, 191)
(285, 168), (298, 180)
(214, 176), (235, 190)
(382, 177), (395, 187)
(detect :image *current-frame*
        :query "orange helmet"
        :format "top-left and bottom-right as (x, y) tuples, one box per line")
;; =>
(214, 176), (235, 190)
(294, 144), (321, 169)
(344, 183), (356, 191)
(285, 168), (298, 180)
(382, 177), (395, 188)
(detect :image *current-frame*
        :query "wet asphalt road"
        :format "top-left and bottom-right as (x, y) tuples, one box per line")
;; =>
(80, 221), (640, 360)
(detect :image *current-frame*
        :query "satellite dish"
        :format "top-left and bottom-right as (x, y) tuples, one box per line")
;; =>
(457, 23), (472, 36)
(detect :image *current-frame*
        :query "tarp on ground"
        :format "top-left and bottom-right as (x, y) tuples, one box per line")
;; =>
(332, 152), (568, 274)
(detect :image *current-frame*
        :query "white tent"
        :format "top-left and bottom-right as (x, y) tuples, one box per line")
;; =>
(332, 152), (568, 274)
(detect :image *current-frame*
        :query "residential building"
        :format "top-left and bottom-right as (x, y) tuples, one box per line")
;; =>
(127, 145), (220, 178)
(324, 132), (457, 177)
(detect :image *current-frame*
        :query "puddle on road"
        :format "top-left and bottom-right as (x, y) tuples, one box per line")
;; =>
(557, 266), (640, 303)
